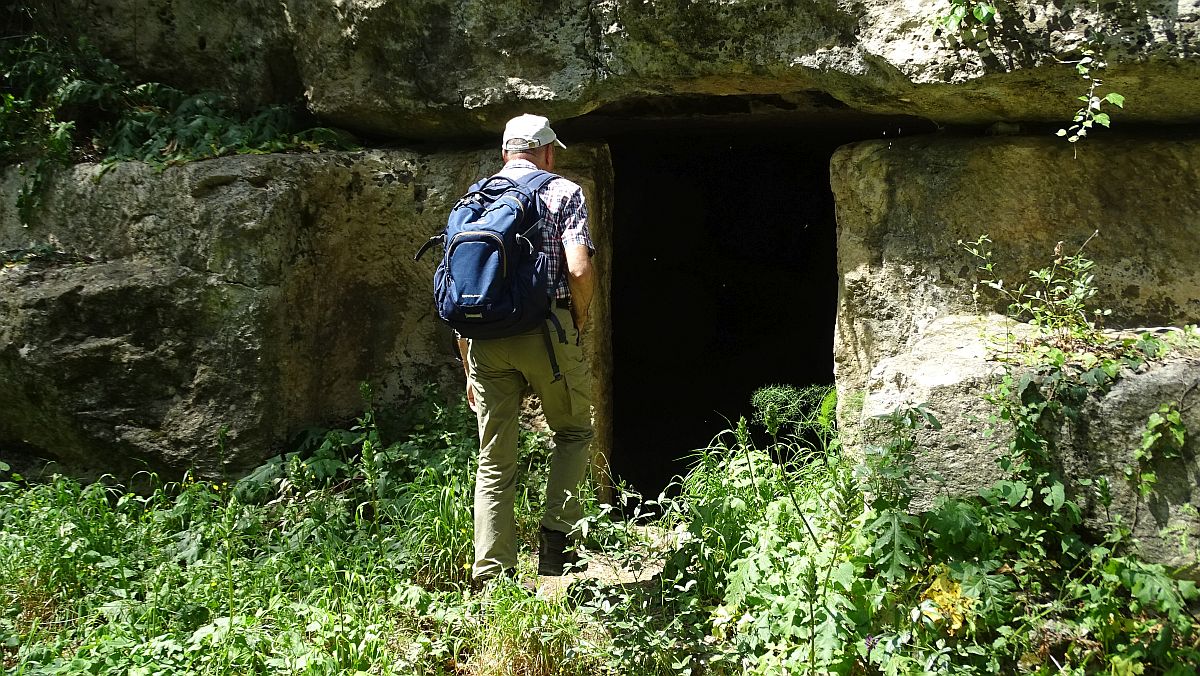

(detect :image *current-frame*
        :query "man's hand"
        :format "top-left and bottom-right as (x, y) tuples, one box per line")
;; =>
(466, 380), (478, 412)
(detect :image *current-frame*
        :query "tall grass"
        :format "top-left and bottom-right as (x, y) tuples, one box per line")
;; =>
(3, 382), (1196, 675)
(0, 390), (567, 675)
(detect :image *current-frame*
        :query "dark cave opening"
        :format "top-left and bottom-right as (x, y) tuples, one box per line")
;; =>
(604, 115), (932, 499)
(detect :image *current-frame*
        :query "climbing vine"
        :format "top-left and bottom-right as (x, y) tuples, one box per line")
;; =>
(1056, 46), (1126, 144)
(937, 1), (1127, 145)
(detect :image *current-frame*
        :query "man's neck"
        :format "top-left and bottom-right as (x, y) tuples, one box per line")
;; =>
(503, 151), (552, 171)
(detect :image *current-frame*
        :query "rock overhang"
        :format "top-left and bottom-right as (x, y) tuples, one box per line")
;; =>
(32, 0), (1200, 140)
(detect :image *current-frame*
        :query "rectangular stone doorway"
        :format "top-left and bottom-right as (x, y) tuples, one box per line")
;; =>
(606, 126), (848, 499)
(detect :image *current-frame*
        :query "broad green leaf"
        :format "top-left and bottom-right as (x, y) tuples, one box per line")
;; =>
(972, 3), (996, 22)
(1043, 482), (1066, 512)
(869, 510), (920, 582)
(1105, 92), (1126, 108)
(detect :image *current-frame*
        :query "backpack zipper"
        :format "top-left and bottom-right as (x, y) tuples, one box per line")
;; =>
(453, 231), (507, 278)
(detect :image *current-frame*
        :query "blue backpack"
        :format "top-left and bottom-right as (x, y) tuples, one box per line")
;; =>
(415, 170), (568, 372)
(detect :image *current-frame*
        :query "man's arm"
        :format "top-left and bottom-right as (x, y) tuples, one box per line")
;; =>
(565, 243), (594, 331)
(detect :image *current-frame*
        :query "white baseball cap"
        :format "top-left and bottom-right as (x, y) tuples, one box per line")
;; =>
(502, 114), (567, 151)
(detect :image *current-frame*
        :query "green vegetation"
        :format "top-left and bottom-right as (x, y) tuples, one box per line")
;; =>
(934, 2), (1125, 144)
(938, 0), (998, 36)
(1, 34), (354, 223)
(3, 242), (1199, 674)
(1055, 48), (1126, 145)
(4, 386), (1197, 673)
(0, 389), (568, 675)
(961, 231), (1111, 345)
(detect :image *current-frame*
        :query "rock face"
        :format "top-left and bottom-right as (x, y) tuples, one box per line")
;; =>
(1066, 356), (1200, 573)
(832, 136), (1200, 572)
(833, 135), (1200, 404)
(0, 146), (615, 477)
(851, 313), (1027, 500)
(38, 0), (1200, 136)
(12, 0), (1200, 573)
(32, 0), (302, 110)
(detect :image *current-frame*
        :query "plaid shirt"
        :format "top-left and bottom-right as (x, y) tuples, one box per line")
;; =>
(495, 159), (594, 300)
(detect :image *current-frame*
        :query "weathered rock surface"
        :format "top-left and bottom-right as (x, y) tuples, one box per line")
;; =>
(833, 135), (1200, 403)
(1065, 355), (1200, 573)
(0, 146), (614, 477)
(37, 0), (1200, 137)
(833, 135), (1200, 570)
(855, 313), (1026, 499)
(31, 0), (302, 110)
(856, 312), (1200, 573)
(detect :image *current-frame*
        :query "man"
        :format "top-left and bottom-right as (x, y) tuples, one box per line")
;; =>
(457, 113), (596, 582)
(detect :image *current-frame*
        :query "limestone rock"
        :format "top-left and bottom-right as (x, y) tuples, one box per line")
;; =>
(854, 313), (1200, 574)
(38, 0), (1200, 137)
(855, 313), (1026, 501)
(1065, 356), (1200, 575)
(0, 146), (614, 476)
(0, 259), (264, 477)
(833, 135), (1200, 571)
(33, 0), (301, 110)
(833, 135), (1200, 405)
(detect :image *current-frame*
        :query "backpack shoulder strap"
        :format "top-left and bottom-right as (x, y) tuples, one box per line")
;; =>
(514, 170), (559, 196)
(513, 171), (561, 229)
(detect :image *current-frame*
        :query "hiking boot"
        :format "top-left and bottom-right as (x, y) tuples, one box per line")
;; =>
(538, 527), (587, 576)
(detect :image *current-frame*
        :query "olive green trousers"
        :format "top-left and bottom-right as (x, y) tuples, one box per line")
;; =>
(466, 306), (594, 579)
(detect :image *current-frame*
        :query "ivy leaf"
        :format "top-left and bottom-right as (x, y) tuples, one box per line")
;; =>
(1170, 424), (1185, 448)
(1094, 112), (1111, 127)
(1105, 92), (1126, 108)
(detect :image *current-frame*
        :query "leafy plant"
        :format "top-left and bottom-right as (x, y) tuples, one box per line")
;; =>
(3, 339), (1198, 675)
(752, 384), (839, 455)
(961, 231), (1112, 345)
(939, 0), (998, 36)
(1125, 401), (1188, 529)
(1056, 47), (1126, 144)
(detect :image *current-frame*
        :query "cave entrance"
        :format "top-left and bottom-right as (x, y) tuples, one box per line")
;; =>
(597, 111), (933, 499)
